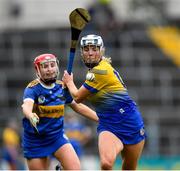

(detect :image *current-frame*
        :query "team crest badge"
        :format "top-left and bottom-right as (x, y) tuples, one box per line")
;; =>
(86, 72), (95, 81)
(38, 95), (45, 104)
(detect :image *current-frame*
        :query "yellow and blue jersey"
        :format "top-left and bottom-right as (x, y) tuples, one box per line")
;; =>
(83, 59), (146, 144)
(22, 79), (72, 158)
(83, 59), (135, 114)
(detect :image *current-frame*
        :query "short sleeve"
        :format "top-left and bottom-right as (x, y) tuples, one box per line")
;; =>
(63, 88), (73, 104)
(84, 71), (108, 93)
(23, 87), (36, 101)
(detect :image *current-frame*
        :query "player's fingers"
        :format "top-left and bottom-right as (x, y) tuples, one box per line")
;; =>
(32, 113), (39, 122)
(63, 72), (69, 81)
(30, 114), (39, 126)
(64, 70), (68, 75)
(62, 74), (66, 82)
(64, 70), (73, 76)
(30, 118), (37, 127)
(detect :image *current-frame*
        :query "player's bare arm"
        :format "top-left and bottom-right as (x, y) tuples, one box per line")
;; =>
(69, 100), (98, 122)
(63, 70), (90, 103)
(21, 99), (39, 127)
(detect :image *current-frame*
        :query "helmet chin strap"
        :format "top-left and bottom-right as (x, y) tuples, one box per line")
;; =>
(40, 77), (57, 85)
(84, 62), (98, 68)
(84, 55), (102, 69)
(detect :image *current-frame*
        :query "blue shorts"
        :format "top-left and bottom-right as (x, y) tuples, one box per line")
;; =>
(97, 125), (146, 145)
(97, 108), (146, 145)
(22, 131), (70, 159)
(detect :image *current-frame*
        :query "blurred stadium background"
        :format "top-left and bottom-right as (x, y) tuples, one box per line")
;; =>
(0, 0), (180, 169)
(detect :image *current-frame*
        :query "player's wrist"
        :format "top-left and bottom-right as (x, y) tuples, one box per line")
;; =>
(27, 112), (34, 120)
(66, 80), (74, 88)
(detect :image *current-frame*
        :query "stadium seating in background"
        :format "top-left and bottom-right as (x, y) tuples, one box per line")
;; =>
(0, 24), (180, 160)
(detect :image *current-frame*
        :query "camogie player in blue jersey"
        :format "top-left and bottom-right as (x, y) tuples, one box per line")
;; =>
(21, 53), (98, 170)
(63, 34), (146, 170)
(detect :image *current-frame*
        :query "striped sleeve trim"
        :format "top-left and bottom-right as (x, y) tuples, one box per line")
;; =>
(83, 83), (98, 93)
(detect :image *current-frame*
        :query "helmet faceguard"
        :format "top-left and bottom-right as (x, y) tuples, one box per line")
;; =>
(34, 54), (59, 84)
(80, 34), (104, 68)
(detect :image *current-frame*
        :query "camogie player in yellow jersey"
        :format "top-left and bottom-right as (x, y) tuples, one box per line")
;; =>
(63, 34), (146, 170)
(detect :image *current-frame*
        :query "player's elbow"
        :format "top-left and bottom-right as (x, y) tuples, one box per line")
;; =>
(74, 96), (83, 103)
(21, 103), (25, 110)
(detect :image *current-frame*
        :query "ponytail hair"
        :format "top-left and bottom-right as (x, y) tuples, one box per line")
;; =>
(102, 56), (112, 64)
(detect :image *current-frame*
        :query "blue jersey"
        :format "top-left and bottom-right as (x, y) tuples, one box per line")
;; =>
(83, 59), (146, 144)
(22, 79), (72, 158)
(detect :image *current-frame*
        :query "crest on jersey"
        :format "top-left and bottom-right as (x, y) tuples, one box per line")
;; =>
(86, 72), (95, 81)
(38, 95), (45, 104)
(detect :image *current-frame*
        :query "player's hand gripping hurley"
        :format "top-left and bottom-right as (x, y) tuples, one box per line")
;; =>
(67, 8), (91, 74)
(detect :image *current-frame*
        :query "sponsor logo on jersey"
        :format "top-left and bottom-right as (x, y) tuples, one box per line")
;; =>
(33, 104), (64, 118)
